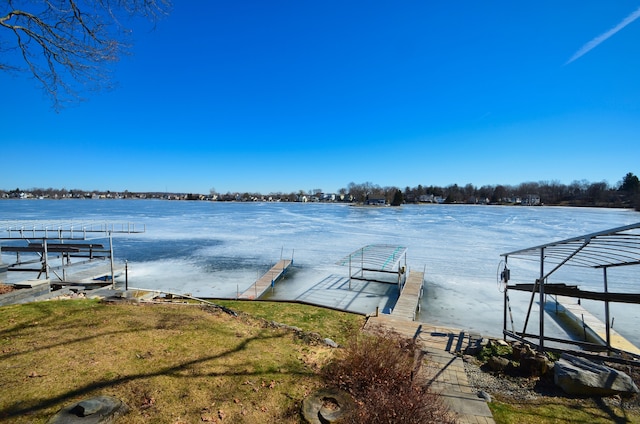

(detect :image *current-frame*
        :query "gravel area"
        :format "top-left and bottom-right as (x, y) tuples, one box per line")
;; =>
(462, 355), (550, 403)
(462, 354), (640, 412)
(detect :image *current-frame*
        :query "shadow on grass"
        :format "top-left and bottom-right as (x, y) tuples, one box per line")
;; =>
(0, 300), (107, 339)
(0, 330), (312, 420)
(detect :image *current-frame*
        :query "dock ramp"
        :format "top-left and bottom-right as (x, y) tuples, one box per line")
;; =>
(390, 271), (424, 321)
(238, 259), (292, 300)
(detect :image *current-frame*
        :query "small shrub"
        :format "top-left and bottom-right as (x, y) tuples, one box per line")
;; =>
(477, 341), (513, 362)
(322, 330), (454, 424)
(0, 284), (15, 295)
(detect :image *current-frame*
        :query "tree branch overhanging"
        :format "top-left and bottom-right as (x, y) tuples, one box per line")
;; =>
(1, 0), (170, 110)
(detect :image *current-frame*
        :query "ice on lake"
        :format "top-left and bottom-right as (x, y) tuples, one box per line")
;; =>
(1, 199), (639, 345)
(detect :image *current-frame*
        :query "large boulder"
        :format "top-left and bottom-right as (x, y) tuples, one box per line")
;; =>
(47, 396), (129, 423)
(487, 355), (512, 373)
(520, 353), (553, 377)
(554, 353), (639, 397)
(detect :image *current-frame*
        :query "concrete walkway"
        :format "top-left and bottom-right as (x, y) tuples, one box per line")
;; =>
(365, 315), (495, 424)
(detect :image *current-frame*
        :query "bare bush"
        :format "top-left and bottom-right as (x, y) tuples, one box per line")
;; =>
(322, 330), (455, 424)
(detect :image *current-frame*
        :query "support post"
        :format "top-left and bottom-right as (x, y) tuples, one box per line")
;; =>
(43, 239), (50, 280)
(349, 254), (352, 290)
(109, 232), (115, 289)
(503, 257), (508, 340)
(539, 248), (545, 352)
(604, 267), (611, 350)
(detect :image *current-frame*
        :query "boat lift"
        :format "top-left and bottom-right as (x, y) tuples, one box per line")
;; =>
(0, 221), (145, 288)
(337, 244), (408, 291)
(499, 222), (640, 360)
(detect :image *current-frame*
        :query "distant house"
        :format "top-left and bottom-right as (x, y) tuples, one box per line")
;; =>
(365, 197), (386, 206)
(522, 194), (541, 206)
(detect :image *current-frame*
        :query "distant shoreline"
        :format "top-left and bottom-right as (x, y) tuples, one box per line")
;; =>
(1, 196), (638, 211)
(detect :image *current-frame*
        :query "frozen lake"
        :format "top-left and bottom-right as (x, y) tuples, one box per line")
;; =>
(1, 199), (639, 344)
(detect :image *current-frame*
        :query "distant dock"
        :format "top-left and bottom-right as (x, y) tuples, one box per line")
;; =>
(555, 296), (640, 355)
(238, 259), (292, 300)
(390, 270), (424, 320)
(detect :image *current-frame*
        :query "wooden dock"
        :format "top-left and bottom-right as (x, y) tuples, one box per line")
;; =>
(390, 271), (424, 320)
(555, 296), (640, 355)
(238, 259), (292, 300)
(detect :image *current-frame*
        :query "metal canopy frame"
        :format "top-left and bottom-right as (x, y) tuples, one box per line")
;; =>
(337, 244), (407, 289)
(500, 222), (640, 356)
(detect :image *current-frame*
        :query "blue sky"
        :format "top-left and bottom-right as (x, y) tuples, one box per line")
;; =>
(2, 1), (640, 194)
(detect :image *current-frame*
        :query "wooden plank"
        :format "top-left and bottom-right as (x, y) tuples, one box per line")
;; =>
(556, 296), (640, 355)
(390, 271), (423, 321)
(238, 259), (292, 300)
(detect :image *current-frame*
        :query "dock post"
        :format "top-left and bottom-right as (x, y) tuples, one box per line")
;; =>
(348, 255), (352, 290)
(43, 239), (50, 280)
(603, 267), (611, 349)
(539, 248), (545, 352)
(109, 232), (115, 289)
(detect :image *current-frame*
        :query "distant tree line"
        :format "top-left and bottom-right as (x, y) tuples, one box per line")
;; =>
(340, 172), (640, 210)
(3, 172), (640, 211)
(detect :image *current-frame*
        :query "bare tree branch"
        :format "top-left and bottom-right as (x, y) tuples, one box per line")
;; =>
(1, 0), (170, 110)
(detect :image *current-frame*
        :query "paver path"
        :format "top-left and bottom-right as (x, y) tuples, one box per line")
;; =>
(365, 315), (495, 424)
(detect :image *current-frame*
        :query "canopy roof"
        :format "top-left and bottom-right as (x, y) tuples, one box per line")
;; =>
(502, 222), (640, 269)
(337, 244), (407, 272)
(0, 221), (145, 240)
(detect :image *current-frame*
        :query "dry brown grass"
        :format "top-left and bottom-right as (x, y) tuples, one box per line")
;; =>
(0, 299), (343, 423)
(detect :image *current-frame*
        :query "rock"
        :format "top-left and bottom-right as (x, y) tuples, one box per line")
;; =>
(324, 338), (339, 348)
(302, 388), (355, 424)
(477, 390), (492, 402)
(71, 400), (102, 417)
(554, 353), (640, 397)
(48, 396), (129, 423)
(487, 355), (510, 373)
(512, 342), (535, 361)
(520, 353), (552, 377)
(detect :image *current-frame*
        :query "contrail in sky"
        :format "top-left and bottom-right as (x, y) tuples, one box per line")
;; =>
(566, 5), (640, 65)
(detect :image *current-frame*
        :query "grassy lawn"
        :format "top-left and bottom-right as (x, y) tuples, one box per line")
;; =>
(213, 300), (365, 345)
(489, 398), (640, 424)
(0, 299), (362, 423)
(1, 297), (639, 423)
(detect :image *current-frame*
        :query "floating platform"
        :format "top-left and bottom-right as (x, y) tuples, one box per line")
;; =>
(238, 259), (292, 300)
(390, 271), (424, 320)
(554, 296), (640, 355)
